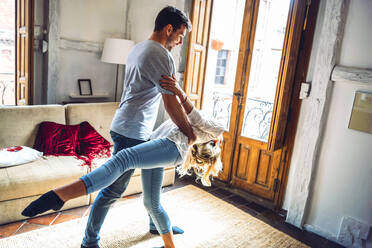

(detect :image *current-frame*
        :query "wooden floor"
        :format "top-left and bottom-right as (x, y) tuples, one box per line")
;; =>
(0, 176), (343, 248)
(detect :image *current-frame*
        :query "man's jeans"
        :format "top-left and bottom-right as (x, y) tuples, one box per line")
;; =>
(81, 131), (179, 247)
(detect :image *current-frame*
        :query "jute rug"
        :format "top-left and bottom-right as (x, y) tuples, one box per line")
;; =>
(0, 185), (308, 248)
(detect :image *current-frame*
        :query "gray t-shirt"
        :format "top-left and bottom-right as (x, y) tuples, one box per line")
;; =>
(110, 40), (175, 141)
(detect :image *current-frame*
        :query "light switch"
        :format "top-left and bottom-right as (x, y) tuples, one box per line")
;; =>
(299, 82), (311, 99)
(34, 25), (41, 37)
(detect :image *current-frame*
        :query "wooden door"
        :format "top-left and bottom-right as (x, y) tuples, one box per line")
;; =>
(15, 0), (34, 105)
(228, 0), (310, 201)
(183, 0), (212, 109)
(185, 0), (316, 205)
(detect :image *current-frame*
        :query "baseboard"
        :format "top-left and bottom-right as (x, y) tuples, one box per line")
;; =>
(303, 224), (339, 245)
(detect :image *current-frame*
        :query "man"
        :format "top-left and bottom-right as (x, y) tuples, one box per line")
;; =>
(81, 6), (195, 248)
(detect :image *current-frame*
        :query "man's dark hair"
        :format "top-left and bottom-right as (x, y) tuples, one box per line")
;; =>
(154, 6), (192, 32)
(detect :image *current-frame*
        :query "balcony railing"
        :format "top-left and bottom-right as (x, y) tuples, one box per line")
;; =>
(212, 92), (232, 130)
(242, 98), (273, 141)
(212, 92), (273, 141)
(0, 72), (15, 105)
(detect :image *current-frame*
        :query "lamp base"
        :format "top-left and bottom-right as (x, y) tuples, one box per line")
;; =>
(114, 64), (119, 102)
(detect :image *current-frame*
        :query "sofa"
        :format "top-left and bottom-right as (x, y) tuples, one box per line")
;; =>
(0, 102), (175, 225)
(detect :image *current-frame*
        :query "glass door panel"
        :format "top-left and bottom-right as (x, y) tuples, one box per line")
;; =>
(0, 0), (15, 105)
(241, 0), (291, 141)
(201, 0), (245, 130)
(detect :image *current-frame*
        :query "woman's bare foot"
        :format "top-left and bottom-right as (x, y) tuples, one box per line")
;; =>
(161, 231), (176, 248)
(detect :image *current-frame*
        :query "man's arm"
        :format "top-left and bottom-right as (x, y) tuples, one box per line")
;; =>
(159, 75), (193, 114)
(162, 94), (196, 144)
(159, 75), (224, 138)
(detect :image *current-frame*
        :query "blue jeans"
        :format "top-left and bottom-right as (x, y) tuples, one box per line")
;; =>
(81, 132), (182, 247)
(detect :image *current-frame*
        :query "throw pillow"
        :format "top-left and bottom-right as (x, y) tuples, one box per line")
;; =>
(0, 146), (43, 168)
(33, 121), (80, 156)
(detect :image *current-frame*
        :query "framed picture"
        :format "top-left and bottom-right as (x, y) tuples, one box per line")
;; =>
(349, 91), (372, 134)
(78, 79), (92, 96)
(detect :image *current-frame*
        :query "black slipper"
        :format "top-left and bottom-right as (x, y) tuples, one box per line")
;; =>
(21, 190), (64, 217)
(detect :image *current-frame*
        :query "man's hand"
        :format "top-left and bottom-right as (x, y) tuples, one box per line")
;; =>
(160, 74), (194, 115)
(159, 75), (186, 102)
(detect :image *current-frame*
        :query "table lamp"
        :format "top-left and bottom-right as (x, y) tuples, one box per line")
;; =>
(101, 38), (135, 101)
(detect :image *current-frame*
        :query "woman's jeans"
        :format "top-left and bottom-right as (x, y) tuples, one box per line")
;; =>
(81, 132), (182, 247)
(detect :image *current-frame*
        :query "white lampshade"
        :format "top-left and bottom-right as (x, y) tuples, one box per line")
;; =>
(101, 38), (135, 65)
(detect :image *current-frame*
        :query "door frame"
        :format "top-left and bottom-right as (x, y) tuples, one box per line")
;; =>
(274, 0), (320, 207)
(15, 0), (34, 105)
(184, 0), (321, 209)
(226, 0), (321, 207)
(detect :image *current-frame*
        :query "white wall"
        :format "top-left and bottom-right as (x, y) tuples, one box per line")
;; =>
(284, 0), (372, 246)
(306, 80), (372, 242)
(55, 0), (127, 104)
(339, 0), (372, 69)
(46, 0), (189, 119)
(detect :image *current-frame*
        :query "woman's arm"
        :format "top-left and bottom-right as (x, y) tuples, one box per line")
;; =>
(159, 75), (193, 114)
(160, 75), (224, 140)
(159, 75), (196, 144)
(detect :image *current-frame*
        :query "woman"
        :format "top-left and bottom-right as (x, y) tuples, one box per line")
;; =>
(21, 75), (224, 248)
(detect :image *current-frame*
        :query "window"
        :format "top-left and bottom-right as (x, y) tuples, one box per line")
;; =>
(0, 0), (15, 105)
(0, 0), (35, 106)
(214, 49), (229, 85)
(184, 0), (310, 151)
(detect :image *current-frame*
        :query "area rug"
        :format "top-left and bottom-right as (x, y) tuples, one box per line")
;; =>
(0, 185), (308, 248)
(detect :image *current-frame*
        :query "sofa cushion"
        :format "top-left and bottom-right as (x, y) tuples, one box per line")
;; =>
(0, 105), (65, 148)
(90, 155), (141, 178)
(88, 146), (140, 176)
(0, 156), (87, 202)
(0, 194), (89, 225)
(65, 102), (120, 145)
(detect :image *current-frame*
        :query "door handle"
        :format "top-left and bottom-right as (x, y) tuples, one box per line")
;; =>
(233, 91), (242, 97)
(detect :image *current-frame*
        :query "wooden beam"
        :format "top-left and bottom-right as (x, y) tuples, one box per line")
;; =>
(285, 0), (350, 228)
(331, 65), (372, 84)
(47, 0), (60, 104)
(276, 0), (321, 208)
(59, 38), (103, 53)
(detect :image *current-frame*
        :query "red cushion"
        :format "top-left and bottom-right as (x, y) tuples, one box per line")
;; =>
(77, 121), (110, 156)
(33, 122), (80, 156)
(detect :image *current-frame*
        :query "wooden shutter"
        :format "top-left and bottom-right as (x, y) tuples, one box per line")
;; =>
(15, 0), (34, 105)
(267, 0), (310, 151)
(183, 0), (213, 109)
